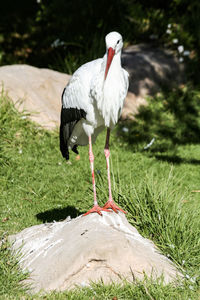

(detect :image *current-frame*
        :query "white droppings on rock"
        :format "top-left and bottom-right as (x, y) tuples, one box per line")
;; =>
(43, 239), (63, 257)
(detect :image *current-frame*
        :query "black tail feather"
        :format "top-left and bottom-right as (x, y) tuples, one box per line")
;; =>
(59, 106), (86, 160)
(72, 145), (79, 154)
(59, 124), (69, 160)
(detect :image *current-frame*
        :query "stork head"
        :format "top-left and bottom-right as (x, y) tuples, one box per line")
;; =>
(104, 31), (123, 80)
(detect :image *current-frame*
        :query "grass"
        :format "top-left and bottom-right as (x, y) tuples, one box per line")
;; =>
(0, 92), (200, 299)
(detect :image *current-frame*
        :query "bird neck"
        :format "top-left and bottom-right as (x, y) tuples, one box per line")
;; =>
(111, 50), (122, 68)
(104, 50), (122, 81)
(99, 50), (123, 127)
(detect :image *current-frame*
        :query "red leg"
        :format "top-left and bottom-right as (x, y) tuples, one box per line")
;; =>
(83, 136), (111, 216)
(103, 129), (127, 214)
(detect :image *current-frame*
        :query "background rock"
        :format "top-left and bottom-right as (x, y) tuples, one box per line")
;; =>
(0, 47), (184, 128)
(121, 44), (185, 120)
(0, 65), (70, 129)
(9, 212), (182, 294)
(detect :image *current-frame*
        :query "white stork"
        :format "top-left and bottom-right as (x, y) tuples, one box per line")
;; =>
(60, 31), (129, 216)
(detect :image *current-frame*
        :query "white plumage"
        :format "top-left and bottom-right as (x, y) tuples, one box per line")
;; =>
(60, 31), (129, 216)
(61, 31), (128, 149)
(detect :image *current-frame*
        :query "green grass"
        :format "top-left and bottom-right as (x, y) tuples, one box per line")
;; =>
(0, 92), (200, 299)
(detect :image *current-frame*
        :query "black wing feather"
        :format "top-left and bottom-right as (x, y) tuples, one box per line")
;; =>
(59, 90), (86, 160)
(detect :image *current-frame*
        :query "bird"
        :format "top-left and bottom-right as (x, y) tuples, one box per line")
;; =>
(60, 31), (129, 216)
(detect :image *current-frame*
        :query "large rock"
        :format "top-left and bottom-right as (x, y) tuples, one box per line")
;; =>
(121, 44), (185, 120)
(0, 47), (184, 128)
(9, 212), (182, 294)
(122, 44), (184, 96)
(0, 65), (70, 129)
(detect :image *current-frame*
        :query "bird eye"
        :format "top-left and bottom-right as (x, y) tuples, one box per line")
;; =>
(117, 40), (120, 44)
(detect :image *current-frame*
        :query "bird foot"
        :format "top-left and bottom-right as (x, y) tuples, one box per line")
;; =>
(83, 204), (111, 216)
(103, 200), (127, 214)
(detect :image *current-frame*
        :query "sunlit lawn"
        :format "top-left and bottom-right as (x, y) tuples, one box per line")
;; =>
(0, 94), (199, 299)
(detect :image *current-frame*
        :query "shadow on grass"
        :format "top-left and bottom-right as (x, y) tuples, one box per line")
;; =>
(153, 154), (200, 165)
(36, 205), (81, 223)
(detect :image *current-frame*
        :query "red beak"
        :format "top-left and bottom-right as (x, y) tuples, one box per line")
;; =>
(104, 47), (115, 80)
